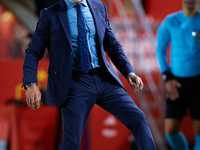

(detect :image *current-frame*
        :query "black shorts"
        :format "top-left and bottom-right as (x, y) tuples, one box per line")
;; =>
(165, 74), (200, 120)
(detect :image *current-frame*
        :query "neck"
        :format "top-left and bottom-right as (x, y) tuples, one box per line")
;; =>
(183, 7), (198, 17)
(69, 0), (83, 3)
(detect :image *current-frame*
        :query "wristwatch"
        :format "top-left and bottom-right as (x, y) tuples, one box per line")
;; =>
(25, 83), (36, 88)
(162, 74), (167, 81)
(162, 70), (174, 82)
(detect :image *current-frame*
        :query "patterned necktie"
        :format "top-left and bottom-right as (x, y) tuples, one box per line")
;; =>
(76, 3), (91, 74)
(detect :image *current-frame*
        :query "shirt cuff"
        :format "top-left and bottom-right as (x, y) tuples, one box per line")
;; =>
(127, 72), (136, 77)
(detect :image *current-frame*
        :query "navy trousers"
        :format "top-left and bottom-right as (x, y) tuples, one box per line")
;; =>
(59, 69), (156, 150)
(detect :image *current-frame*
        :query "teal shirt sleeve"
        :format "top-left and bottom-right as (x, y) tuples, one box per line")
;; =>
(156, 17), (171, 73)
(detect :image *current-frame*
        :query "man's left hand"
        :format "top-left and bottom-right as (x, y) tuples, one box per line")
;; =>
(127, 73), (144, 93)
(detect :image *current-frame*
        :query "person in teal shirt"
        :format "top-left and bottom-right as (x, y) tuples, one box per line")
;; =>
(156, 0), (200, 149)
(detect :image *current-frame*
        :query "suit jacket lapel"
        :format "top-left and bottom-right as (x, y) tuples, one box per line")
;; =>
(56, 0), (73, 50)
(86, 0), (101, 47)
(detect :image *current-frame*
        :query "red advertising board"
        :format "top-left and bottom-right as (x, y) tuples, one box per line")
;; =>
(89, 105), (132, 150)
(0, 59), (49, 106)
(0, 59), (61, 150)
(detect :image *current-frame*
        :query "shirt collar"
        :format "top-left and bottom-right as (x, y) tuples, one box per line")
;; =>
(64, 0), (88, 10)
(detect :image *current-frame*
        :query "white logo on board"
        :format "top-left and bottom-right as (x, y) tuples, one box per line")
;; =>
(103, 115), (117, 126)
(101, 129), (118, 138)
(101, 115), (118, 138)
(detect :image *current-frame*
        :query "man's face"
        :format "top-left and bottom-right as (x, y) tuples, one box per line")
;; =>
(182, 0), (197, 10)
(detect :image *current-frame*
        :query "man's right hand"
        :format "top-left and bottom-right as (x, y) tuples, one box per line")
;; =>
(26, 84), (41, 110)
(165, 79), (182, 101)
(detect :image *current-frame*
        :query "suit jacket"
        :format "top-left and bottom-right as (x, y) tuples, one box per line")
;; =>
(23, 0), (135, 106)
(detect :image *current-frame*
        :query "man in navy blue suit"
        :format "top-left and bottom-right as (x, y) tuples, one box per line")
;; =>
(22, 0), (156, 149)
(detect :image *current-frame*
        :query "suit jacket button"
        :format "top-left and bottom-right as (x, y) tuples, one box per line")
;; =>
(69, 68), (72, 71)
(55, 72), (57, 74)
(71, 53), (73, 56)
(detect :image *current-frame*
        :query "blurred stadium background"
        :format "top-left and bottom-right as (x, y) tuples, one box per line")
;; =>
(0, 0), (198, 150)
